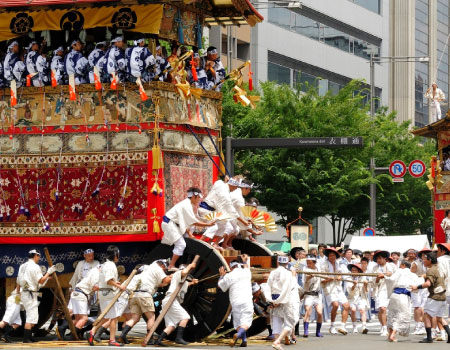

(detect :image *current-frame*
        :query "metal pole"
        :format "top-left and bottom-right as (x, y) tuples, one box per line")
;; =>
(369, 53), (376, 229)
(226, 136), (234, 176)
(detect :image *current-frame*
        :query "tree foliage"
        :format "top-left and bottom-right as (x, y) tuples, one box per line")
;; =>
(221, 80), (435, 245)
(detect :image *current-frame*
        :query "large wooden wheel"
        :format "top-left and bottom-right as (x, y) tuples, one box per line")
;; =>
(145, 238), (231, 342)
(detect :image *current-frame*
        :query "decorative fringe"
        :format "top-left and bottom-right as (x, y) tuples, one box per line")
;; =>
(150, 177), (163, 197)
(94, 66), (102, 91)
(136, 77), (148, 101)
(152, 145), (164, 170)
(151, 208), (161, 233)
(110, 72), (118, 90)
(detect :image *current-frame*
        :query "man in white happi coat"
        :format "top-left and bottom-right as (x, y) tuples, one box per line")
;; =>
(302, 254), (324, 338)
(128, 37), (155, 82)
(222, 178), (261, 249)
(103, 36), (126, 83)
(162, 187), (214, 271)
(154, 262), (198, 346)
(379, 260), (420, 342)
(119, 260), (171, 345)
(411, 249), (430, 336)
(266, 255), (297, 350)
(17, 249), (57, 343)
(51, 47), (65, 85)
(346, 263), (369, 334)
(218, 256), (253, 347)
(88, 246), (126, 347)
(67, 264), (100, 340)
(88, 42), (106, 84)
(425, 82), (446, 122)
(200, 178), (239, 249)
(0, 289), (22, 343)
(25, 41), (41, 86)
(370, 250), (397, 337)
(320, 247), (350, 335)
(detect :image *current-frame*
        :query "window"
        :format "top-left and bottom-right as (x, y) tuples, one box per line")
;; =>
(351, 0), (381, 14)
(268, 8), (381, 60)
(268, 62), (291, 85)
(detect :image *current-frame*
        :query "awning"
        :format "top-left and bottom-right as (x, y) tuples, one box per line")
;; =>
(411, 116), (450, 139)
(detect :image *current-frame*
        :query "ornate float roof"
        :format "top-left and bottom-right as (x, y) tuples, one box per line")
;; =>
(0, 0), (263, 26)
(411, 117), (450, 139)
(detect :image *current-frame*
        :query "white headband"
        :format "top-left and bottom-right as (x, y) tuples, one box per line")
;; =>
(29, 249), (40, 255)
(96, 41), (106, 48)
(54, 46), (63, 54)
(84, 248), (94, 254)
(112, 36), (123, 43)
(229, 261), (241, 268)
(277, 256), (289, 264)
(208, 48), (218, 55)
(239, 180), (254, 189)
(227, 178), (241, 187)
(187, 191), (203, 198)
(252, 282), (261, 293)
(8, 41), (18, 49)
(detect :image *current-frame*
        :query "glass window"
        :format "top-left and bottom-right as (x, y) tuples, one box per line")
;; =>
(268, 8), (291, 30)
(268, 62), (291, 85)
(323, 25), (350, 52)
(352, 0), (380, 14)
(292, 13), (320, 41)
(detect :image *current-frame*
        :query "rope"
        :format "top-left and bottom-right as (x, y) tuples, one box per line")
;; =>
(185, 124), (225, 177)
(436, 33), (450, 80)
(205, 128), (230, 177)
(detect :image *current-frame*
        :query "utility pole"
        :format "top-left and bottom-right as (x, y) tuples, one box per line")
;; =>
(369, 53), (376, 229)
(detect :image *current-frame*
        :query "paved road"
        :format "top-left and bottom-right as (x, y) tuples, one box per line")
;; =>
(1, 319), (449, 349)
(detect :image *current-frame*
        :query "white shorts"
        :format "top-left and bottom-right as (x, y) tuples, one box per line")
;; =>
(224, 221), (239, 236)
(2, 302), (21, 325)
(424, 299), (447, 318)
(304, 294), (322, 308)
(163, 299), (190, 328)
(350, 298), (368, 312)
(21, 291), (39, 324)
(99, 293), (120, 319)
(70, 291), (89, 315)
(231, 302), (254, 329)
(203, 220), (227, 239)
(173, 236), (186, 257)
(375, 290), (389, 309)
(325, 291), (348, 306)
(411, 288), (428, 308)
(116, 296), (130, 315)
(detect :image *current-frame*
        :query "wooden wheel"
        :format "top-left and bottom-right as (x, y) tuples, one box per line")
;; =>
(145, 238), (230, 342)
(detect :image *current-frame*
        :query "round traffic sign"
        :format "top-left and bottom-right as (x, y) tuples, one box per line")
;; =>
(408, 159), (426, 178)
(363, 227), (375, 236)
(389, 160), (407, 178)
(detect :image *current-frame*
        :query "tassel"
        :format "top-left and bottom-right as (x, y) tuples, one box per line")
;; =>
(110, 72), (117, 90)
(152, 145), (164, 170)
(248, 62), (253, 91)
(136, 77), (148, 101)
(94, 66), (102, 91)
(190, 53), (198, 81)
(26, 74), (31, 87)
(51, 70), (57, 87)
(10, 80), (17, 107)
(68, 74), (76, 101)
(176, 9), (184, 44)
(153, 219), (161, 233)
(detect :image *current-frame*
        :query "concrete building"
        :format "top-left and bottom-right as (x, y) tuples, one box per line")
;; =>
(391, 0), (449, 127)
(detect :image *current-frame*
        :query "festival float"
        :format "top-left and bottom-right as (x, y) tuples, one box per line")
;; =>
(0, 0), (275, 341)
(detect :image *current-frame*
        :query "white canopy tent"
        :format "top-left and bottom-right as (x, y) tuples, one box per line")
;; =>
(349, 235), (430, 253)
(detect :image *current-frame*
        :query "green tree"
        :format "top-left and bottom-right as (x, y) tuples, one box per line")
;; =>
(221, 80), (435, 245)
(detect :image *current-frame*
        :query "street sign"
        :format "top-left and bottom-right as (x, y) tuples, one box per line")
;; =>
(389, 160), (406, 178)
(408, 159), (426, 178)
(363, 227), (375, 236)
(230, 137), (364, 149)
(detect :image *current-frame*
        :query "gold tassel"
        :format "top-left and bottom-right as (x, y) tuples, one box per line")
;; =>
(151, 208), (161, 233)
(152, 145), (164, 170)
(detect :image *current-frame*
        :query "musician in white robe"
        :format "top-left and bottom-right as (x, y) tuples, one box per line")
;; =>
(162, 187), (213, 271)
(200, 179), (239, 249)
(320, 247), (350, 335)
(381, 260), (420, 342)
(88, 246), (125, 347)
(154, 263), (198, 346)
(411, 249), (429, 336)
(218, 258), (253, 347)
(370, 250), (397, 337)
(425, 82), (446, 122)
(266, 255), (297, 350)
(437, 243), (450, 341)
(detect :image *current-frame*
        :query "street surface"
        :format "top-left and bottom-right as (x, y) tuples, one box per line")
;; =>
(1, 318), (450, 349)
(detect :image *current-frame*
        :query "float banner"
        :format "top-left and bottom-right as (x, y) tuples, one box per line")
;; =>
(0, 4), (163, 41)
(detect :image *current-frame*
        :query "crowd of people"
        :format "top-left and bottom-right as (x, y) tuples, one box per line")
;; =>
(0, 36), (226, 90)
(3, 176), (450, 348)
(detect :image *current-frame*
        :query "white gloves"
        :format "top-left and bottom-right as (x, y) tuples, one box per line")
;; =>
(47, 265), (57, 275)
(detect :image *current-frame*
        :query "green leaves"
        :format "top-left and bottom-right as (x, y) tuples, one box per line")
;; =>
(222, 80), (435, 244)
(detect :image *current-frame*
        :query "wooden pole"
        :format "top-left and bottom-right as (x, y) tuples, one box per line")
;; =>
(250, 267), (379, 277)
(43, 247), (79, 340)
(92, 267), (138, 327)
(141, 255), (200, 347)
